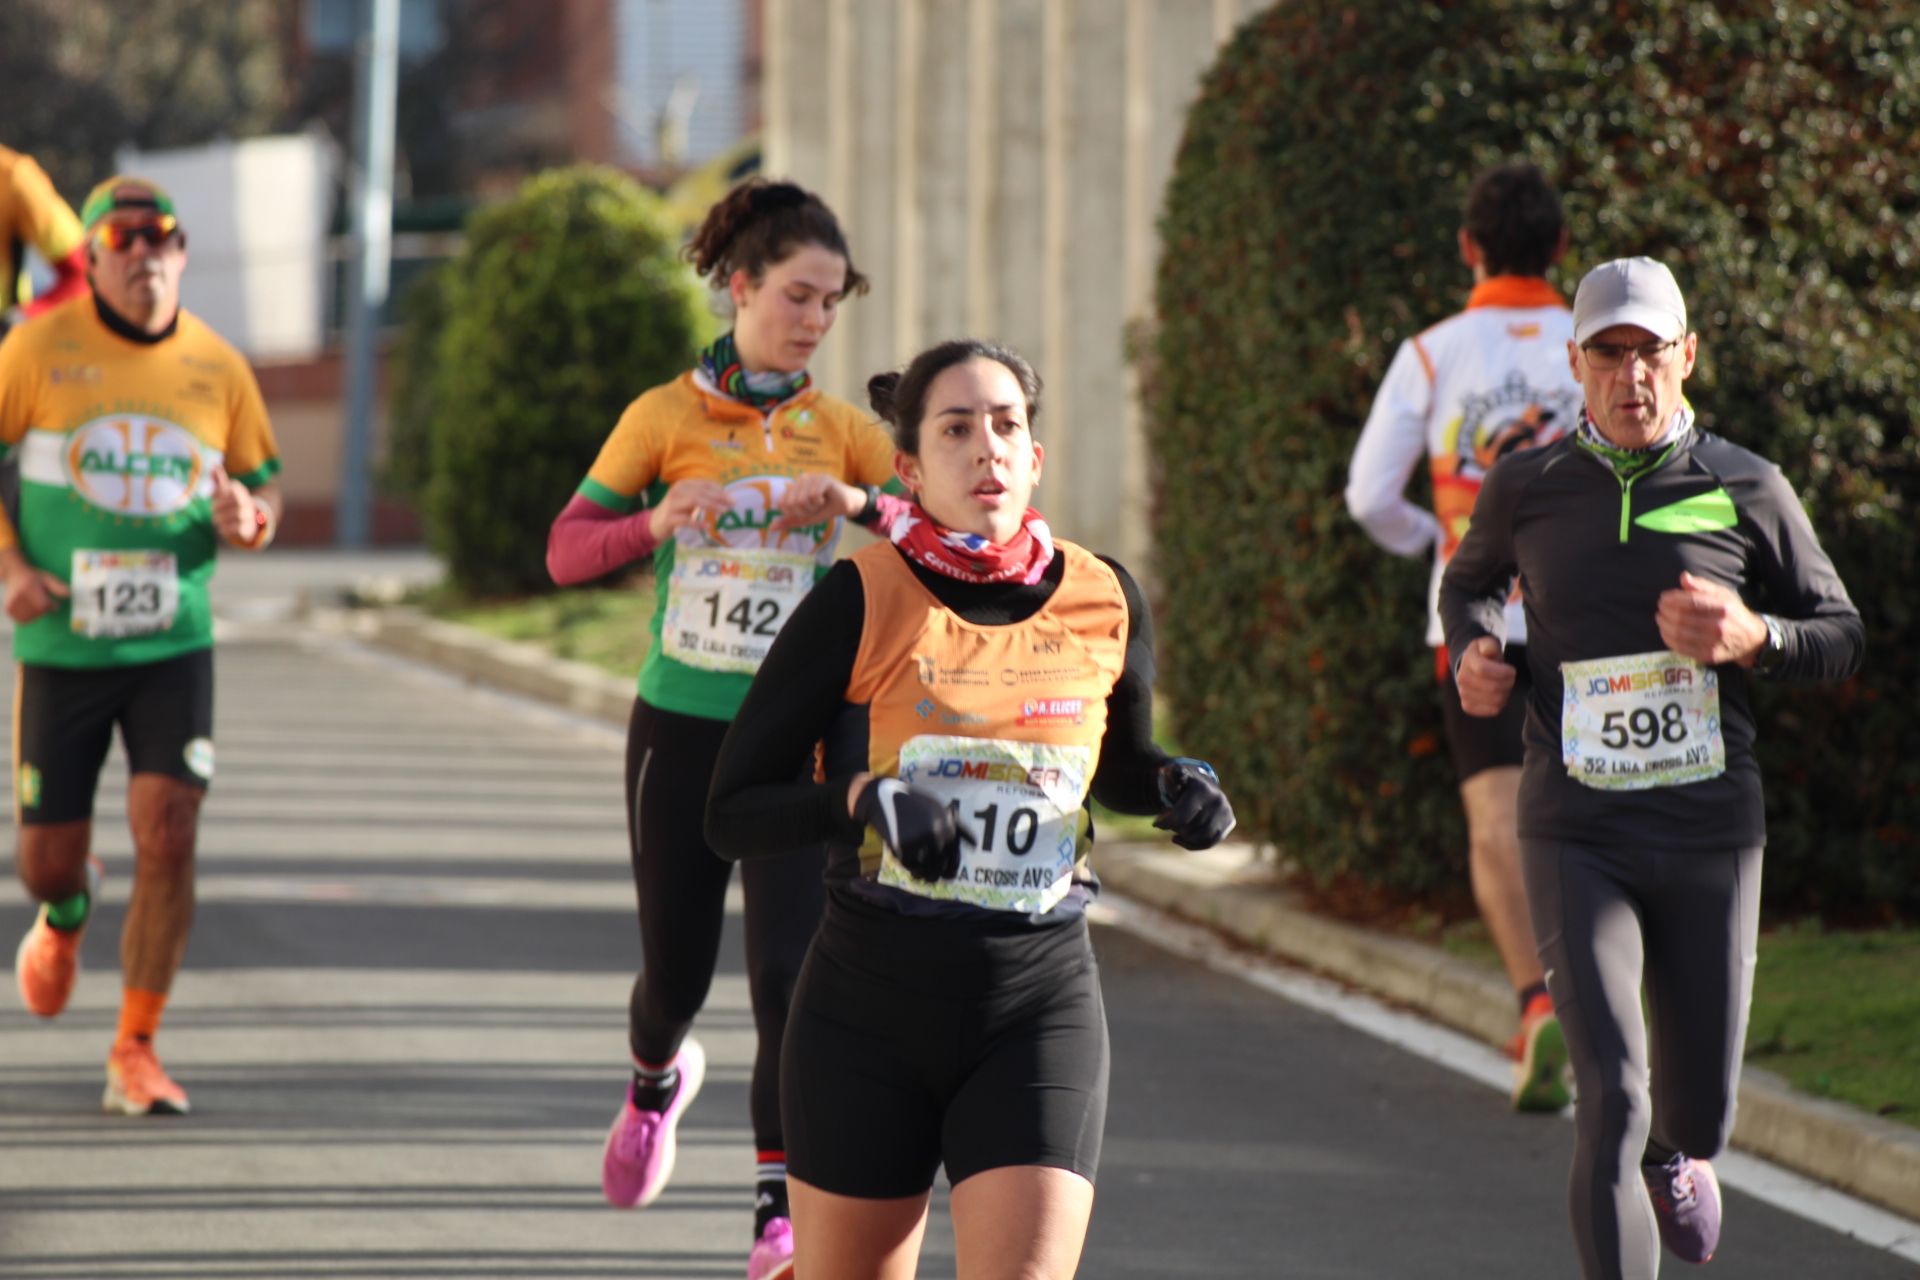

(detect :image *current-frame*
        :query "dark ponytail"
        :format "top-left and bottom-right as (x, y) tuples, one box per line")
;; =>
(867, 340), (1042, 454)
(683, 178), (869, 297)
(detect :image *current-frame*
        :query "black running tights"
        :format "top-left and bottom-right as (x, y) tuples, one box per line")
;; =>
(625, 697), (825, 1153)
(1522, 838), (1761, 1280)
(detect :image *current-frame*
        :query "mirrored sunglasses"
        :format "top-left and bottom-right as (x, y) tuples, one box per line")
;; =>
(95, 215), (181, 252)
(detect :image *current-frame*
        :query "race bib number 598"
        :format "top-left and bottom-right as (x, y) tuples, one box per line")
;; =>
(1560, 650), (1724, 791)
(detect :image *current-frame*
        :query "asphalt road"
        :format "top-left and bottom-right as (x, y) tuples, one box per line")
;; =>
(1, 629), (1912, 1279)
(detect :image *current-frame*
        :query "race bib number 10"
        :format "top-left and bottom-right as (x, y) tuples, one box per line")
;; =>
(880, 735), (1092, 914)
(1560, 650), (1724, 791)
(661, 546), (817, 674)
(70, 550), (179, 639)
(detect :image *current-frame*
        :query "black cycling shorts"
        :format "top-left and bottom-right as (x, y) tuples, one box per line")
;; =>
(782, 888), (1109, 1198)
(1439, 642), (1530, 784)
(14, 648), (215, 825)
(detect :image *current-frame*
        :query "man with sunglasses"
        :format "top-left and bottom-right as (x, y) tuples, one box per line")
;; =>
(0, 176), (283, 1116)
(1440, 256), (1863, 1279)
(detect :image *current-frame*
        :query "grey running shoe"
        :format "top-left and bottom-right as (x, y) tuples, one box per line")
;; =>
(1643, 1153), (1721, 1264)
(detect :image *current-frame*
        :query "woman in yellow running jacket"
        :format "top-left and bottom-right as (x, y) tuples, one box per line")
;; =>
(548, 178), (903, 1280)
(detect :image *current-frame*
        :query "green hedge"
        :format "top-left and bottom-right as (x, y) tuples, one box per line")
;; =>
(380, 263), (448, 506)
(412, 166), (710, 596)
(1149, 3), (1919, 917)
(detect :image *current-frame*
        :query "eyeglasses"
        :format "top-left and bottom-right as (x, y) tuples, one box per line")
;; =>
(1581, 336), (1682, 371)
(94, 216), (181, 252)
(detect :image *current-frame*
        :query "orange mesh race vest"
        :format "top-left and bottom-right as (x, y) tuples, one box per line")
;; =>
(846, 539), (1127, 914)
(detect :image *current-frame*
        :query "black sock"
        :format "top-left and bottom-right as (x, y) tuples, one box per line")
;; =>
(1517, 980), (1550, 1016)
(1642, 1139), (1680, 1168)
(754, 1156), (789, 1236)
(629, 1060), (680, 1112)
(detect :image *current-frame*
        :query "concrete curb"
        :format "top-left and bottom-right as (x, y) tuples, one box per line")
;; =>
(330, 601), (1920, 1226)
(313, 606), (635, 725)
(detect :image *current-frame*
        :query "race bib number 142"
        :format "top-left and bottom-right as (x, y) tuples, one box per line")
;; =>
(1560, 650), (1725, 791)
(661, 546), (816, 675)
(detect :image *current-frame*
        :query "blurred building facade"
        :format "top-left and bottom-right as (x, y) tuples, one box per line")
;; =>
(764, 0), (1268, 570)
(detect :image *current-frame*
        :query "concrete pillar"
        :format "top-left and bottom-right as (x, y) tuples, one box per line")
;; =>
(1039, 0), (1071, 520)
(778, 2), (832, 202)
(989, 0), (1048, 365)
(1058, 1), (1128, 551)
(913, 0), (971, 351)
(892, 0), (926, 360)
(966, 0), (1000, 338)
(841, 0), (900, 400)
(822, 0), (855, 395)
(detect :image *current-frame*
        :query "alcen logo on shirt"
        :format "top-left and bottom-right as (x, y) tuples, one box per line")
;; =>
(688, 475), (829, 555)
(64, 416), (203, 517)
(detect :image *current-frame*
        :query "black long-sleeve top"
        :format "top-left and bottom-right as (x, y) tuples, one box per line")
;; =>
(1439, 429), (1865, 850)
(704, 546), (1168, 914)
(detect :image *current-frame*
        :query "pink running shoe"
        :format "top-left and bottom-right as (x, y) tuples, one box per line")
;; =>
(747, 1216), (795, 1280)
(601, 1037), (706, 1208)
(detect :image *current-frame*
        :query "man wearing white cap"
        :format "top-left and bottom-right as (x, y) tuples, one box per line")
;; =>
(1439, 257), (1863, 1279)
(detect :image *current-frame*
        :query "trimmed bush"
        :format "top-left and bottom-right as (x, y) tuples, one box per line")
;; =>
(419, 166), (710, 596)
(1149, 3), (1919, 917)
(381, 263), (448, 505)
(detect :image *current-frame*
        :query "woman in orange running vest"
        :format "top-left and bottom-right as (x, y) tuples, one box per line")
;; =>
(705, 339), (1237, 1279)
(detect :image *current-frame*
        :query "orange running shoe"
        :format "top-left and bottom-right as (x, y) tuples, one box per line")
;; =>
(14, 858), (103, 1018)
(104, 1039), (191, 1116)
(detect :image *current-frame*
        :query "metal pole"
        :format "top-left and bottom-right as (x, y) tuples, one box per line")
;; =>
(338, 0), (400, 548)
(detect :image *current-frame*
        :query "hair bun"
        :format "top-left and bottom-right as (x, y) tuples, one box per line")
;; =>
(867, 370), (903, 421)
(752, 182), (811, 214)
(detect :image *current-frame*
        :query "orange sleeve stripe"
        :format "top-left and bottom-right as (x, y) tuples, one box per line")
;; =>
(1411, 336), (1436, 385)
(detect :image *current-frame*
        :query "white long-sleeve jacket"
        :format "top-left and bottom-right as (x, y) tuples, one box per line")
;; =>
(1345, 276), (1581, 648)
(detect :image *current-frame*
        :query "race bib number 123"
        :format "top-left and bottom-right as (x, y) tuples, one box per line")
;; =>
(70, 550), (179, 639)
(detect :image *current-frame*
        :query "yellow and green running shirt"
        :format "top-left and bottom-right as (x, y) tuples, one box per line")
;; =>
(0, 297), (281, 668)
(2, 146), (84, 309)
(579, 369), (899, 721)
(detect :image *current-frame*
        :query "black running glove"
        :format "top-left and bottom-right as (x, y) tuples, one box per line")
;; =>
(1153, 758), (1236, 850)
(856, 778), (965, 881)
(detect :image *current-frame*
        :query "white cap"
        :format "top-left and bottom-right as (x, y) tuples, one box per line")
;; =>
(1572, 257), (1688, 345)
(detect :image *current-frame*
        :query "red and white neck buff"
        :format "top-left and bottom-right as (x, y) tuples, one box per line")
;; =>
(890, 503), (1055, 585)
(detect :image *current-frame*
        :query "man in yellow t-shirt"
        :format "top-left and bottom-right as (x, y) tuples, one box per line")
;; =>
(0, 176), (283, 1117)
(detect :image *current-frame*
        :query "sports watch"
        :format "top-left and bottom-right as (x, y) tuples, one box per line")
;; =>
(1754, 613), (1787, 674)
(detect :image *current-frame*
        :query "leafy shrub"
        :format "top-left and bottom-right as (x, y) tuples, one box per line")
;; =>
(418, 166), (709, 595)
(381, 264), (448, 505)
(1149, 2), (1919, 916)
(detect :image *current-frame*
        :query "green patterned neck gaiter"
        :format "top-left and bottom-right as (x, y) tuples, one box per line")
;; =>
(697, 331), (811, 410)
(1574, 407), (1691, 479)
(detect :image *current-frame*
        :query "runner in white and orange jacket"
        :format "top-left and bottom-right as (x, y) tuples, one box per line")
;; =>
(1344, 161), (1581, 1113)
